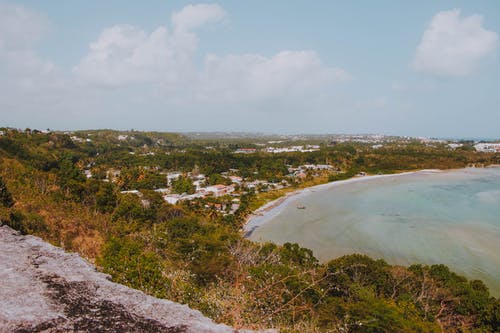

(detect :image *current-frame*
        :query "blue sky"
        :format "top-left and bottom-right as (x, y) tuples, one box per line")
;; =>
(1, 1), (499, 138)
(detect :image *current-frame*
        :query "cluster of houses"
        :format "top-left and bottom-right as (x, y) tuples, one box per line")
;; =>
(234, 145), (321, 154)
(474, 142), (500, 153)
(99, 162), (337, 213)
(162, 179), (237, 205)
(112, 171), (240, 212)
(70, 136), (92, 143)
(287, 164), (335, 179)
(159, 171), (292, 206)
(266, 145), (320, 153)
(234, 148), (257, 154)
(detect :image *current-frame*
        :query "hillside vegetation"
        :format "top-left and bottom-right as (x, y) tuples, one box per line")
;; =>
(0, 128), (499, 332)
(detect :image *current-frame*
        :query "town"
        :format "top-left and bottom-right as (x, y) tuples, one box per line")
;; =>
(61, 129), (499, 219)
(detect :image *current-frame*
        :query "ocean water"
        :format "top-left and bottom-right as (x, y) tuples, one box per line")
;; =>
(248, 167), (500, 296)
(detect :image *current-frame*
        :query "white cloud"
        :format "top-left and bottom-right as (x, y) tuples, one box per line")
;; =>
(1, 2), (353, 131)
(0, 2), (58, 92)
(197, 51), (351, 103)
(73, 3), (351, 109)
(73, 4), (228, 86)
(0, 2), (71, 129)
(73, 25), (178, 85)
(171, 4), (226, 32)
(413, 9), (498, 76)
(0, 2), (50, 50)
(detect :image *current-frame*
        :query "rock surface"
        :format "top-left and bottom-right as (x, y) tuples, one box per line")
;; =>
(0, 225), (253, 332)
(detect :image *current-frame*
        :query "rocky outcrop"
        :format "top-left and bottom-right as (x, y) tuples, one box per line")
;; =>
(0, 225), (254, 333)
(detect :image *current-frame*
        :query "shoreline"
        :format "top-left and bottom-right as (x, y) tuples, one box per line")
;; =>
(243, 169), (446, 236)
(241, 166), (500, 296)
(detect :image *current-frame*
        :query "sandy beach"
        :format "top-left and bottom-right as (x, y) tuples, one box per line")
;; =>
(243, 169), (443, 236)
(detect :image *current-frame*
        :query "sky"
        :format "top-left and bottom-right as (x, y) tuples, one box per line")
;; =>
(0, 1), (499, 138)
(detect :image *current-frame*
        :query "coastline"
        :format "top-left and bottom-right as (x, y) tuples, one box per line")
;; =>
(243, 169), (444, 236)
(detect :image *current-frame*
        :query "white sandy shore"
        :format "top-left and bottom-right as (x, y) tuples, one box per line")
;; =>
(243, 169), (443, 236)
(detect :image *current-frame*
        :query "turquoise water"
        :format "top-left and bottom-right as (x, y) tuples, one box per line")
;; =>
(248, 168), (500, 296)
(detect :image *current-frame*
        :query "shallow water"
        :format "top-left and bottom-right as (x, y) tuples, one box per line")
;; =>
(248, 168), (500, 296)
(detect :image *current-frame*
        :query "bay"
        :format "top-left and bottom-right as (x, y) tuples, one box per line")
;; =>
(247, 167), (500, 296)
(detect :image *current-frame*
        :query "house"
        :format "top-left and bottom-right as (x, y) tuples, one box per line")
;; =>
(229, 175), (243, 184)
(301, 164), (332, 170)
(166, 172), (182, 184)
(193, 180), (204, 191)
(245, 180), (267, 189)
(294, 172), (307, 180)
(163, 194), (181, 204)
(230, 198), (240, 214)
(120, 190), (141, 196)
(181, 193), (204, 201)
(447, 143), (463, 149)
(205, 184), (235, 197)
(192, 174), (206, 181)
(163, 193), (203, 204)
(474, 143), (500, 153)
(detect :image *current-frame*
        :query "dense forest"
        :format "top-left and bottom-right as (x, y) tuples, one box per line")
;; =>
(0, 128), (499, 332)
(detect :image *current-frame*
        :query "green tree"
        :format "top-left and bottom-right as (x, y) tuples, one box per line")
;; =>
(99, 237), (168, 297)
(95, 182), (117, 213)
(171, 175), (195, 194)
(207, 173), (231, 185)
(0, 176), (14, 208)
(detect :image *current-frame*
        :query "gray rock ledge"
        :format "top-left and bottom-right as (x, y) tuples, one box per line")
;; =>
(0, 225), (258, 333)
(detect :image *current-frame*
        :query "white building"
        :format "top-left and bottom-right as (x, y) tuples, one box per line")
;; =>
(120, 190), (141, 196)
(205, 184), (235, 197)
(229, 175), (243, 184)
(163, 193), (204, 204)
(166, 172), (183, 184)
(448, 143), (463, 149)
(474, 143), (500, 153)
(163, 194), (181, 204)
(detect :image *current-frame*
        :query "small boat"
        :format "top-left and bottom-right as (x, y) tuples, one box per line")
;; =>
(297, 205), (306, 209)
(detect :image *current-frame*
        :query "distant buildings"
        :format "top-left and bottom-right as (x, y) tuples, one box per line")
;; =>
(266, 145), (319, 153)
(234, 148), (257, 154)
(447, 143), (463, 149)
(234, 145), (321, 154)
(474, 143), (500, 153)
